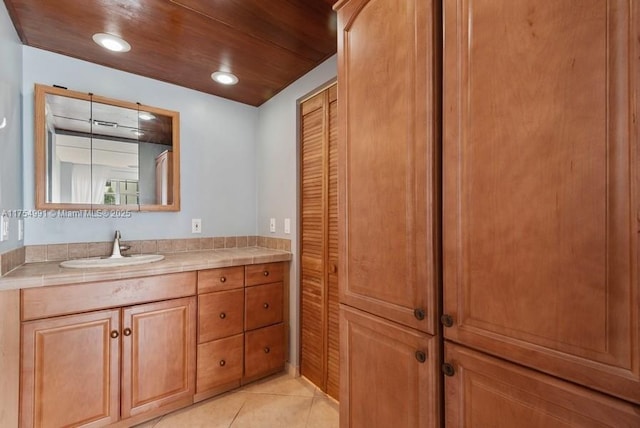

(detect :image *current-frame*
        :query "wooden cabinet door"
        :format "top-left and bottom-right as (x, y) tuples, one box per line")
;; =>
(336, 0), (440, 333)
(340, 305), (439, 428)
(444, 342), (640, 427)
(121, 297), (196, 418)
(21, 309), (120, 428)
(443, 0), (640, 403)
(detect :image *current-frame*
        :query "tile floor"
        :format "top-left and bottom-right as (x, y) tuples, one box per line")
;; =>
(134, 373), (339, 428)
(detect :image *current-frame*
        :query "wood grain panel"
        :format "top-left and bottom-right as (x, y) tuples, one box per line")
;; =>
(244, 323), (285, 379)
(337, 0), (439, 333)
(444, 342), (640, 427)
(21, 309), (120, 428)
(4, 0), (337, 106)
(121, 297), (196, 418)
(340, 305), (440, 428)
(300, 90), (328, 389)
(21, 272), (196, 321)
(443, 0), (639, 403)
(197, 266), (244, 294)
(326, 85), (340, 400)
(245, 262), (284, 286)
(245, 282), (283, 331)
(196, 334), (244, 394)
(0, 290), (19, 428)
(198, 289), (244, 343)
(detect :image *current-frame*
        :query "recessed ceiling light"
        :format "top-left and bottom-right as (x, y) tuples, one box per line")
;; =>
(138, 112), (156, 121)
(92, 33), (131, 52)
(211, 71), (238, 85)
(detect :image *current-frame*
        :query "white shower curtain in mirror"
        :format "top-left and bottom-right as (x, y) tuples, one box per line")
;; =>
(71, 164), (111, 204)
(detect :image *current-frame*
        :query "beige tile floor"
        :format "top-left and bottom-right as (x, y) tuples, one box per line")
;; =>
(134, 373), (339, 428)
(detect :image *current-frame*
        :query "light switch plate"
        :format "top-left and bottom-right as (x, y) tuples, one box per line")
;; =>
(191, 218), (202, 234)
(284, 218), (291, 234)
(269, 218), (276, 233)
(0, 214), (8, 242)
(18, 219), (23, 241)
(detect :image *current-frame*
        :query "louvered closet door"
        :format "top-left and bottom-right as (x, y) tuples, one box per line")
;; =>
(300, 83), (339, 399)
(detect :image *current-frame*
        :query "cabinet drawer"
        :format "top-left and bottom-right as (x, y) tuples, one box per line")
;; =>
(244, 323), (285, 379)
(198, 289), (244, 343)
(197, 334), (244, 393)
(245, 262), (284, 287)
(245, 282), (283, 330)
(198, 266), (244, 293)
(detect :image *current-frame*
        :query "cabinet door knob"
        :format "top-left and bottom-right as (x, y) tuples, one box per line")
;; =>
(329, 264), (338, 273)
(415, 350), (426, 363)
(263, 270), (270, 277)
(441, 314), (454, 327)
(414, 308), (426, 320)
(263, 302), (270, 309)
(219, 312), (226, 319)
(110, 330), (119, 339)
(264, 346), (271, 354)
(219, 360), (226, 367)
(220, 276), (227, 283)
(442, 363), (455, 377)
(123, 328), (132, 336)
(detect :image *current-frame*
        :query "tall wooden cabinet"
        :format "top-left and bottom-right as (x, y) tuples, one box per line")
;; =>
(442, 0), (640, 424)
(335, 0), (440, 425)
(300, 83), (340, 399)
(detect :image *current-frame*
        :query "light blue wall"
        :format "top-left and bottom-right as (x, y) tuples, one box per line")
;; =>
(0, 1), (24, 252)
(22, 47), (259, 244)
(256, 54), (337, 369)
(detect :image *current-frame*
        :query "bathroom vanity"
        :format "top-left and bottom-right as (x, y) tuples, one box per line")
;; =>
(0, 247), (290, 428)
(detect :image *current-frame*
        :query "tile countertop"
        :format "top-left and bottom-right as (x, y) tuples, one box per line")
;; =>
(0, 247), (292, 291)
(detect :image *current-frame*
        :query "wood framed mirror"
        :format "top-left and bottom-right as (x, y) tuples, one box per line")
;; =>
(34, 84), (180, 211)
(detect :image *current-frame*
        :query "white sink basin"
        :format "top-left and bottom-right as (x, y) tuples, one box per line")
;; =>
(60, 254), (165, 268)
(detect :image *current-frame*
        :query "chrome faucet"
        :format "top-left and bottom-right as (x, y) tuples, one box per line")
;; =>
(111, 230), (131, 258)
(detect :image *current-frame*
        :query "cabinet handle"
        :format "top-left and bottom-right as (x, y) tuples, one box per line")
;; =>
(414, 308), (426, 320)
(110, 330), (119, 339)
(123, 328), (132, 336)
(219, 312), (226, 319)
(263, 302), (270, 309)
(264, 346), (271, 354)
(442, 363), (455, 377)
(263, 270), (270, 277)
(219, 360), (226, 367)
(329, 264), (337, 273)
(441, 314), (454, 328)
(220, 276), (227, 283)
(415, 350), (426, 363)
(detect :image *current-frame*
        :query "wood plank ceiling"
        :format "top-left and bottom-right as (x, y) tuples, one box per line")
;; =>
(3, 0), (338, 106)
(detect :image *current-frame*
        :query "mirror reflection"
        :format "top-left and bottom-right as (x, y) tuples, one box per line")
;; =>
(36, 84), (180, 211)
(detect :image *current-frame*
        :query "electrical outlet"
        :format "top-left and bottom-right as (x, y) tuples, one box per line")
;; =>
(191, 218), (202, 234)
(284, 218), (291, 234)
(269, 218), (276, 233)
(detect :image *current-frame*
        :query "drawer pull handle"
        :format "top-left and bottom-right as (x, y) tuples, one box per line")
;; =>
(219, 360), (226, 367)
(442, 363), (455, 377)
(110, 330), (119, 339)
(414, 308), (425, 320)
(123, 328), (132, 336)
(219, 312), (226, 319)
(441, 314), (454, 327)
(415, 350), (426, 363)
(263, 271), (270, 277)
(264, 347), (271, 354)
(263, 303), (270, 309)
(220, 276), (227, 283)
